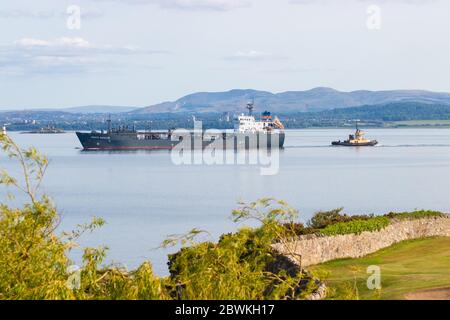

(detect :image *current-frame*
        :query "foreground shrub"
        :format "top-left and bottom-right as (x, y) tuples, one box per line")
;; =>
(0, 134), (166, 300)
(166, 199), (315, 300)
(0, 136), (316, 300)
(0, 135), (76, 299)
(77, 249), (169, 300)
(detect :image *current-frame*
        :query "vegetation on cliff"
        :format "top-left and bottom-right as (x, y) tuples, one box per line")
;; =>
(287, 208), (445, 237)
(165, 199), (316, 300)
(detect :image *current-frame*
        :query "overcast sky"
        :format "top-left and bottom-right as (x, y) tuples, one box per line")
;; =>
(0, 0), (449, 109)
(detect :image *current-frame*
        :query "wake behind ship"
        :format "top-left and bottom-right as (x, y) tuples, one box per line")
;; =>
(76, 102), (285, 151)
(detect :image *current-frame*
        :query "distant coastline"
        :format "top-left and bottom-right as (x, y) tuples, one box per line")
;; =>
(4, 123), (450, 132)
(3, 87), (450, 131)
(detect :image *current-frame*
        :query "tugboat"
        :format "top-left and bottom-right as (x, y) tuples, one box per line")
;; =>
(332, 122), (378, 147)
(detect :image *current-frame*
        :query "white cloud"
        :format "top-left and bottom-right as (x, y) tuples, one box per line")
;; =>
(156, 0), (251, 10)
(15, 37), (91, 48)
(6, 37), (162, 56)
(0, 37), (165, 76)
(225, 50), (285, 61)
(95, 0), (251, 11)
(0, 9), (103, 20)
(290, 0), (439, 4)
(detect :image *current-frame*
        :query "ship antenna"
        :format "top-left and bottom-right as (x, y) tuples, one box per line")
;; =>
(246, 98), (254, 116)
(107, 114), (112, 133)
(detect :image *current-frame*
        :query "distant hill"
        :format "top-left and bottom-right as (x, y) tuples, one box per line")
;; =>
(3, 101), (450, 130)
(3, 88), (450, 115)
(64, 105), (139, 114)
(293, 102), (450, 121)
(133, 88), (450, 114)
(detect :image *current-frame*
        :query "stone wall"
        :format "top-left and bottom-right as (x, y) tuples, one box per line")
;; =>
(273, 216), (450, 268)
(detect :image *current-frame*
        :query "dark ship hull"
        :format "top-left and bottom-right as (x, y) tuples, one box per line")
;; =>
(76, 131), (285, 151)
(331, 140), (378, 147)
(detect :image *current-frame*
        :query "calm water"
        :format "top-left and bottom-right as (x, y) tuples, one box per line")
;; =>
(1, 129), (450, 275)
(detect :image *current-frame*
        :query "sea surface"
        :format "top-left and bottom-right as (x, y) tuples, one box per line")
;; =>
(1, 129), (450, 275)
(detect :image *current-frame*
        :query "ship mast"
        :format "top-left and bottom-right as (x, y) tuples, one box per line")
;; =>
(107, 115), (112, 133)
(246, 99), (254, 116)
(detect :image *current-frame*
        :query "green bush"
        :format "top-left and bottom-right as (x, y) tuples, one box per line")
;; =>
(0, 134), (167, 300)
(386, 210), (445, 220)
(0, 135), (76, 299)
(282, 222), (308, 236)
(300, 209), (447, 237)
(307, 208), (373, 230)
(77, 250), (169, 300)
(283, 209), (376, 236)
(166, 199), (314, 300)
(319, 216), (390, 236)
(307, 208), (347, 229)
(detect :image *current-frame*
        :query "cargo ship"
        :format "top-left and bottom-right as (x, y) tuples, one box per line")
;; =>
(76, 102), (285, 151)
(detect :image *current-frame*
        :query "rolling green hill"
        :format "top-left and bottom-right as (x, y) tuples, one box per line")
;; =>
(135, 88), (450, 114)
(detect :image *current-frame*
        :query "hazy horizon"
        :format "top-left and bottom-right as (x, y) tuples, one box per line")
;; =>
(1, 0), (450, 109)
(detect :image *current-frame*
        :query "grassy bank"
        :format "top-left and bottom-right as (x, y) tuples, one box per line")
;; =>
(309, 237), (450, 300)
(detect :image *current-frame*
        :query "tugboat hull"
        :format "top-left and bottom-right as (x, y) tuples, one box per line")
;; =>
(331, 140), (378, 147)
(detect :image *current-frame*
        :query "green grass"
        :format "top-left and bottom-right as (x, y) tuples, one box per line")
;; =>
(309, 237), (450, 300)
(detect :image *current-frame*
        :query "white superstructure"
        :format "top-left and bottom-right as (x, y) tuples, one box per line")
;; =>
(234, 101), (284, 134)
